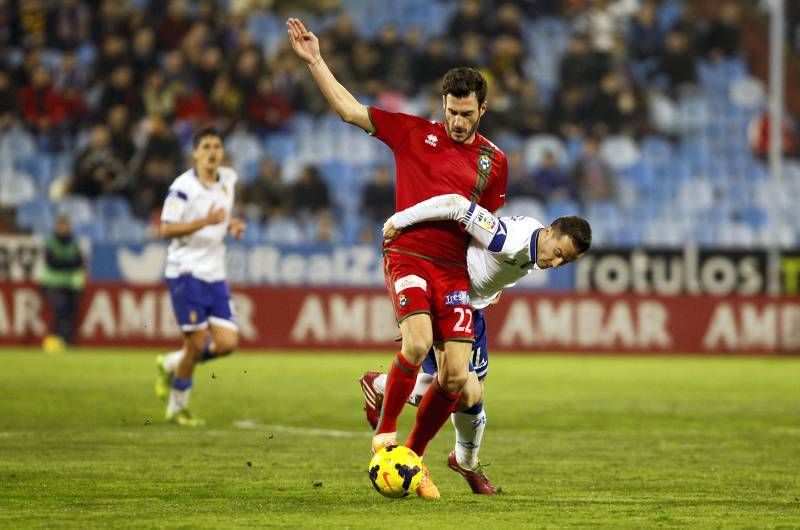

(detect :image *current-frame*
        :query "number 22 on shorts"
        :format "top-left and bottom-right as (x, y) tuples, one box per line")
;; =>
(453, 307), (473, 333)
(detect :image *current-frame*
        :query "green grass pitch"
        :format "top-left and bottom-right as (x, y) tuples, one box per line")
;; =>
(1, 349), (798, 528)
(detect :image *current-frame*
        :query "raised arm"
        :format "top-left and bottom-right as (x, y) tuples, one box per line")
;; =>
(287, 18), (372, 133)
(385, 194), (502, 248)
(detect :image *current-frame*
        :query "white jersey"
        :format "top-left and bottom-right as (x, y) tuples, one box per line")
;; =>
(161, 167), (238, 282)
(390, 194), (543, 309)
(466, 215), (543, 309)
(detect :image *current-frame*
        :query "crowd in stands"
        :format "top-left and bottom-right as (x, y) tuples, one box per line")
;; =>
(0, 0), (798, 247)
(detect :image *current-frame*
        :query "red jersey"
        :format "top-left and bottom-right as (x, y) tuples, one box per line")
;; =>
(369, 106), (508, 265)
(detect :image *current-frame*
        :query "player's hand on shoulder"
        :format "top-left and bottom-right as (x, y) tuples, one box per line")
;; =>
(286, 18), (320, 64)
(382, 219), (402, 243)
(228, 217), (246, 240)
(205, 206), (226, 226)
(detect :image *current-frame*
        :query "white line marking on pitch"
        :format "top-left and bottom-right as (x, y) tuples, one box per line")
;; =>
(232, 420), (372, 438)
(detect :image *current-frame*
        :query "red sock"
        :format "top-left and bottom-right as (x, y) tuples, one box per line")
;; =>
(375, 353), (420, 435)
(405, 378), (460, 457)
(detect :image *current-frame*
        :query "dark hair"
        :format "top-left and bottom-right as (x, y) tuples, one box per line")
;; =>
(192, 126), (223, 149)
(551, 216), (592, 254)
(442, 67), (488, 106)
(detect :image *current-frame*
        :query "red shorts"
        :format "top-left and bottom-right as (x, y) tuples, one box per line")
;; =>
(383, 250), (474, 343)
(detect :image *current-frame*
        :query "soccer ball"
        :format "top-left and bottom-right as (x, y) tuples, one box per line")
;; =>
(368, 445), (423, 498)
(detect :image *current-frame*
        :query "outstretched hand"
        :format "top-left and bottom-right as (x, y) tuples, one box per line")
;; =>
(287, 18), (320, 64)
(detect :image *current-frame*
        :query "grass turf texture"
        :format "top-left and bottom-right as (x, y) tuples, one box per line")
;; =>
(0, 349), (798, 528)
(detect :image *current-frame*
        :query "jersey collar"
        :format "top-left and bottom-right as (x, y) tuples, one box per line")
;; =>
(192, 168), (221, 188)
(528, 228), (541, 270)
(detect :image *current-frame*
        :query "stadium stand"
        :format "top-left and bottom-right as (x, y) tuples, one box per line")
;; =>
(0, 0), (797, 247)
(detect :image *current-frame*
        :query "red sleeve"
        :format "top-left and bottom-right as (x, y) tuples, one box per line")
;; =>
(368, 106), (425, 150)
(480, 153), (508, 213)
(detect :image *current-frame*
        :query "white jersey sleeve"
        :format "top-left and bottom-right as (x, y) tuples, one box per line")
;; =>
(161, 185), (191, 223)
(389, 194), (501, 248)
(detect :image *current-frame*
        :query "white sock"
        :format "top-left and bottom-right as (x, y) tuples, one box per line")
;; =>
(163, 349), (183, 373)
(374, 372), (434, 406)
(374, 373), (387, 393)
(409, 373), (434, 406)
(167, 388), (190, 415)
(452, 408), (486, 470)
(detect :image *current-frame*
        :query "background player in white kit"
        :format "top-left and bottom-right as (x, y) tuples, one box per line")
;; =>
(154, 127), (246, 426)
(360, 194), (591, 492)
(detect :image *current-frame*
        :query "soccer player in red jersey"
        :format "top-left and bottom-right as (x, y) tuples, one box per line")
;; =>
(288, 18), (507, 498)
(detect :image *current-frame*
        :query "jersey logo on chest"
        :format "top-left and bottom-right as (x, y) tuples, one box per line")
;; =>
(425, 134), (438, 147)
(479, 154), (492, 172)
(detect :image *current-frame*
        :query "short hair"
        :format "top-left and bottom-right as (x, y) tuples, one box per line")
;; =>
(551, 216), (592, 254)
(192, 126), (223, 149)
(442, 67), (488, 106)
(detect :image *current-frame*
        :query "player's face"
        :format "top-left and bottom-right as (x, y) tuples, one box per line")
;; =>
(442, 93), (486, 144)
(192, 135), (224, 172)
(536, 227), (580, 269)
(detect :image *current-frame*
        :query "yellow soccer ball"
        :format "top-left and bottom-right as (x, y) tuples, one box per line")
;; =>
(368, 445), (423, 498)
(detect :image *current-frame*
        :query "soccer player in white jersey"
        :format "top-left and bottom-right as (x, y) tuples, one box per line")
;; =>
(360, 193), (591, 493)
(153, 127), (246, 426)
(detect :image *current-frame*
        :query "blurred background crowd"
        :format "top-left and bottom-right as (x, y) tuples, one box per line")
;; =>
(0, 0), (799, 247)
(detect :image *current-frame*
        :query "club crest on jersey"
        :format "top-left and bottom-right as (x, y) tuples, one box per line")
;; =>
(479, 154), (491, 171)
(398, 294), (408, 307)
(444, 290), (470, 306)
(425, 134), (438, 147)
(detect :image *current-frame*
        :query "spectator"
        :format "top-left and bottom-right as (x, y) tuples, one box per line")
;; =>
(447, 0), (486, 42)
(533, 151), (575, 201)
(142, 70), (176, 120)
(559, 34), (608, 91)
(291, 166), (331, 217)
(50, 0), (91, 49)
(131, 27), (158, 83)
(747, 112), (798, 160)
(657, 30), (697, 96)
(361, 167), (395, 225)
(572, 137), (617, 205)
(71, 124), (128, 198)
(18, 65), (67, 149)
(196, 46), (224, 94)
(156, 0), (192, 51)
(703, 1), (742, 60)
(129, 116), (182, 218)
(39, 215), (85, 350)
(98, 64), (143, 120)
(506, 150), (542, 200)
(241, 157), (289, 221)
(107, 104), (136, 165)
(0, 69), (17, 126)
(627, 0), (662, 60)
(247, 75), (292, 134)
(413, 37), (456, 87)
(210, 73), (244, 125)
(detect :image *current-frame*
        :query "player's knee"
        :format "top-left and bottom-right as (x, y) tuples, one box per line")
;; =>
(438, 370), (468, 394)
(401, 336), (432, 362)
(215, 333), (238, 355)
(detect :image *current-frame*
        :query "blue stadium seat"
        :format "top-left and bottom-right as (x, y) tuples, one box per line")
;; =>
(55, 196), (94, 226)
(16, 198), (53, 231)
(546, 199), (582, 220)
(95, 196), (132, 221)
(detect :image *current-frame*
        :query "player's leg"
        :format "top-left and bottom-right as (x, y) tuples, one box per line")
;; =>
(447, 308), (495, 493)
(373, 255), (434, 448)
(166, 328), (208, 426)
(163, 275), (210, 426)
(373, 312), (433, 447)
(405, 339), (471, 457)
(360, 348), (436, 430)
